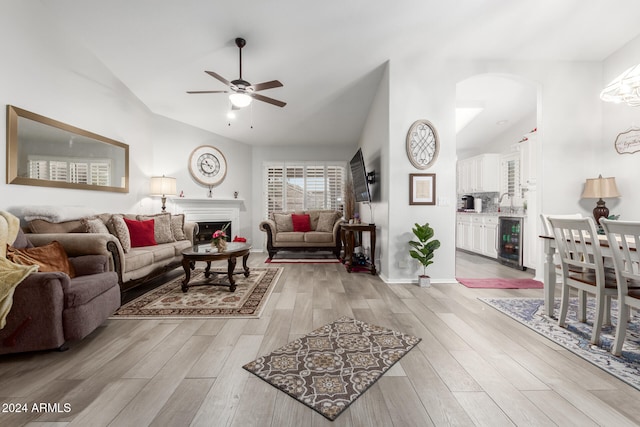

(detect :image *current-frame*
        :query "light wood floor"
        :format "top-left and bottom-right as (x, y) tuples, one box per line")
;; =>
(2, 253), (640, 426)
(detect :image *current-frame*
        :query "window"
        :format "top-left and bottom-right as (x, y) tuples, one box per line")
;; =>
(28, 156), (112, 186)
(264, 162), (346, 218)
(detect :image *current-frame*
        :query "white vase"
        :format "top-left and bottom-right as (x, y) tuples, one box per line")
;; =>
(418, 275), (431, 288)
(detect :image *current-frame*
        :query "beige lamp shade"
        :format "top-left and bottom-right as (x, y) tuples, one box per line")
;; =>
(150, 176), (177, 196)
(581, 175), (621, 199)
(581, 175), (620, 225)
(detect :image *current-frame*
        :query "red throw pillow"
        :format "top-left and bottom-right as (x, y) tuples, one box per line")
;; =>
(291, 214), (311, 232)
(124, 218), (157, 247)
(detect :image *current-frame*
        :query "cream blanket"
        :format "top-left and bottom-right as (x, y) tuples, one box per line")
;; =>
(0, 211), (38, 329)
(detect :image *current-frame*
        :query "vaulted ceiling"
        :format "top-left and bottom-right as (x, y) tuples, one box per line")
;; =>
(40, 0), (640, 147)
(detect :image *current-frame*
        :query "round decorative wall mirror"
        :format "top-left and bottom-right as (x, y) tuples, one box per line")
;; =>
(406, 120), (439, 169)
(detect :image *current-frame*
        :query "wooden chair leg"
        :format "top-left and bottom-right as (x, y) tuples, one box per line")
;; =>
(612, 302), (629, 356)
(591, 295), (606, 345)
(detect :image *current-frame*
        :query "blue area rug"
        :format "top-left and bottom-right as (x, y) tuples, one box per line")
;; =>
(480, 297), (640, 391)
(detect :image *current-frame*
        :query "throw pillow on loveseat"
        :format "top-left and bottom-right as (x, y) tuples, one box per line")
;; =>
(259, 210), (344, 259)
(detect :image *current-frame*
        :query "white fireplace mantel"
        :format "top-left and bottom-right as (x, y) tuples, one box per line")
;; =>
(171, 198), (243, 236)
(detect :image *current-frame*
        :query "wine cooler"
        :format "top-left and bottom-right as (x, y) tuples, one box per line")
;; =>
(498, 216), (526, 270)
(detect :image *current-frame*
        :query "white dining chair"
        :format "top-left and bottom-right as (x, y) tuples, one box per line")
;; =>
(600, 218), (640, 356)
(548, 216), (618, 345)
(540, 213), (582, 236)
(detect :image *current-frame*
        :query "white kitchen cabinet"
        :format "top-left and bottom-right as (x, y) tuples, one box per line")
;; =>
(484, 216), (498, 258)
(457, 214), (497, 259)
(471, 216), (484, 253)
(457, 154), (500, 193)
(456, 214), (473, 251)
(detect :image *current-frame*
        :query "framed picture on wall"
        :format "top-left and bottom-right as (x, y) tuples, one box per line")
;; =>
(409, 173), (436, 205)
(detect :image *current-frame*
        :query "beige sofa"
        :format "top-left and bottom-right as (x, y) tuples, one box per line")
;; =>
(26, 213), (197, 293)
(259, 210), (344, 259)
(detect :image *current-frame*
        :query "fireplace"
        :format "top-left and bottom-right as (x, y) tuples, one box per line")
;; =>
(195, 221), (232, 244)
(172, 198), (242, 245)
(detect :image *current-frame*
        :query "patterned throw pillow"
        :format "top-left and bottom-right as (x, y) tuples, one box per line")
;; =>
(137, 213), (175, 244)
(316, 212), (337, 233)
(170, 214), (186, 241)
(82, 217), (110, 234)
(273, 213), (293, 232)
(110, 215), (131, 253)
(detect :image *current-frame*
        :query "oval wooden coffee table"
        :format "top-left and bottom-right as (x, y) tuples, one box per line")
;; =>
(180, 242), (251, 292)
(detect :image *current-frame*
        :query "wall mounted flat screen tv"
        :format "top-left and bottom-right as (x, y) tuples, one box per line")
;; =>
(350, 148), (372, 203)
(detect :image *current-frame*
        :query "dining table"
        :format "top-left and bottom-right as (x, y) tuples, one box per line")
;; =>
(539, 232), (637, 318)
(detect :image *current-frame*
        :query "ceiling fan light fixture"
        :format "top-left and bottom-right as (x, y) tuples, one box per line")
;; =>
(229, 92), (252, 108)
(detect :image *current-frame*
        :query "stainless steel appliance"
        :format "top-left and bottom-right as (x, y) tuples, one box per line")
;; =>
(498, 216), (526, 270)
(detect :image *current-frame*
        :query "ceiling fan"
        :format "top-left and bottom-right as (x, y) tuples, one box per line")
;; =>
(187, 37), (286, 108)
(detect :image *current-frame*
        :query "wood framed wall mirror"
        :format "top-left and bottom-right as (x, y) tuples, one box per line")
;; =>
(6, 105), (129, 193)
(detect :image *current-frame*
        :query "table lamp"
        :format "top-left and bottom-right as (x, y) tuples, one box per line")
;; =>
(150, 175), (177, 212)
(581, 175), (621, 224)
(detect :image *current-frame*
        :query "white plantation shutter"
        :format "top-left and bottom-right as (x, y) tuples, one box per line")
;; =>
(266, 166), (284, 214)
(326, 166), (344, 211)
(285, 165), (304, 211)
(70, 162), (89, 184)
(49, 161), (68, 182)
(305, 165), (325, 209)
(264, 162), (346, 218)
(90, 162), (110, 186)
(28, 160), (49, 179)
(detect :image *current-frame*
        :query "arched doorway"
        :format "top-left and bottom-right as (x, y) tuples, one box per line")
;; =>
(455, 73), (540, 279)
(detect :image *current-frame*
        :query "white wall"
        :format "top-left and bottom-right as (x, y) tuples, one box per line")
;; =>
(357, 62), (390, 277)
(382, 57), (604, 283)
(0, 2), (244, 228)
(149, 115), (253, 239)
(601, 34), (640, 219)
(0, 2), (149, 218)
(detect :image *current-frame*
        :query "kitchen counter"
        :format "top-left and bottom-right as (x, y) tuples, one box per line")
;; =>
(456, 211), (526, 218)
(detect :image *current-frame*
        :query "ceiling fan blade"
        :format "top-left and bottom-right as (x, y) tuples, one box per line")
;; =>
(251, 93), (287, 107)
(186, 90), (229, 94)
(205, 71), (231, 87)
(252, 80), (283, 92)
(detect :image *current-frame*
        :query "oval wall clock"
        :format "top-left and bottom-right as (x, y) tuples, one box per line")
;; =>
(406, 120), (439, 169)
(188, 145), (228, 186)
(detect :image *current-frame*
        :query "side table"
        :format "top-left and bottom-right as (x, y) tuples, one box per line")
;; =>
(340, 223), (377, 275)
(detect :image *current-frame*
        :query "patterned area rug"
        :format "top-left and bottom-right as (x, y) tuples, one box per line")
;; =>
(481, 297), (640, 390)
(457, 277), (543, 289)
(243, 316), (421, 421)
(112, 267), (282, 319)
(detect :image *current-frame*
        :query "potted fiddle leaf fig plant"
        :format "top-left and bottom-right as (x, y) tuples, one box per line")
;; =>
(409, 222), (441, 287)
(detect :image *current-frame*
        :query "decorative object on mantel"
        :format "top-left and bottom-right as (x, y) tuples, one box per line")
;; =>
(614, 128), (640, 154)
(211, 223), (229, 252)
(406, 119), (439, 169)
(409, 173), (436, 205)
(600, 63), (640, 106)
(581, 174), (621, 224)
(188, 145), (227, 187)
(149, 175), (177, 212)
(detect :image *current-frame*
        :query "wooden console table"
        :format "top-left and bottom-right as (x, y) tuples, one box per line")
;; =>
(340, 223), (377, 275)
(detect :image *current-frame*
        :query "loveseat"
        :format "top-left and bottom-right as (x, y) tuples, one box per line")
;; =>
(1, 229), (120, 354)
(25, 213), (197, 293)
(259, 210), (344, 259)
